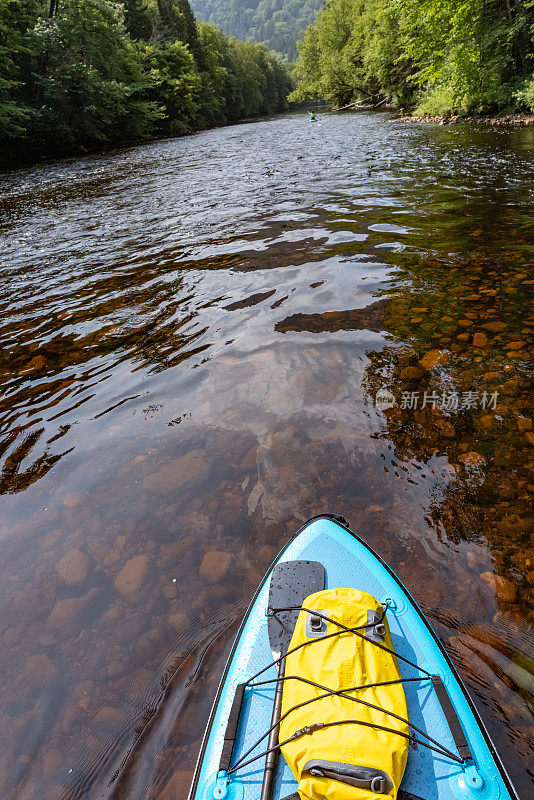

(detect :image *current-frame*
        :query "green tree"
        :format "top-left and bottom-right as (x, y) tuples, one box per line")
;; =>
(191, 0), (324, 59)
(176, 0), (204, 64)
(291, 0), (409, 106)
(0, 0), (291, 165)
(197, 21), (233, 122)
(232, 39), (266, 115)
(138, 38), (201, 133)
(28, 0), (161, 153)
(0, 0), (39, 147)
(291, 0), (534, 113)
(197, 23), (289, 123)
(398, 0), (534, 113)
(123, 0), (154, 39)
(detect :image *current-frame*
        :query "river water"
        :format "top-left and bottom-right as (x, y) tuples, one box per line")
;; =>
(0, 111), (532, 799)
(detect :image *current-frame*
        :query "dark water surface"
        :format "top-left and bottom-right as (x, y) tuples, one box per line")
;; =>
(0, 112), (533, 799)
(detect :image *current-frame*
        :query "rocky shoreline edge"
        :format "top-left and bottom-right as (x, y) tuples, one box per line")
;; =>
(393, 112), (534, 126)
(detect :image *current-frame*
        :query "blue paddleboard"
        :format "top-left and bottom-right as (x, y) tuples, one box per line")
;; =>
(188, 515), (519, 800)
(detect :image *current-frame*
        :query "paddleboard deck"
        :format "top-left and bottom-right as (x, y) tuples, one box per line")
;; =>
(188, 515), (519, 800)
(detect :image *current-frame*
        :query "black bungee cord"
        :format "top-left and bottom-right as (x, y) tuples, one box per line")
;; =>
(228, 717), (463, 777)
(229, 675), (433, 774)
(225, 603), (463, 778)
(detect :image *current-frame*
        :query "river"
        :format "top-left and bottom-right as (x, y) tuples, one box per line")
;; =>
(0, 111), (532, 799)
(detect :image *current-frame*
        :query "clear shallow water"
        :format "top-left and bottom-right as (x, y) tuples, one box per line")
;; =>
(0, 111), (532, 799)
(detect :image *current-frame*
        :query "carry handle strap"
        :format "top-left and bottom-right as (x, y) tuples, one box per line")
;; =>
(219, 683), (246, 772)
(431, 676), (472, 761)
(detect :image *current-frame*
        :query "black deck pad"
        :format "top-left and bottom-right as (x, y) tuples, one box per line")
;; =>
(267, 560), (325, 661)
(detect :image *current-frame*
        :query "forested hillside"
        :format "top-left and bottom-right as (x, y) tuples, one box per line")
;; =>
(0, 0), (291, 165)
(291, 0), (534, 115)
(190, 0), (322, 59)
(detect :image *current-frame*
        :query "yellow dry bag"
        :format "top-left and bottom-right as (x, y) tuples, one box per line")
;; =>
(279, 588), (408, 800)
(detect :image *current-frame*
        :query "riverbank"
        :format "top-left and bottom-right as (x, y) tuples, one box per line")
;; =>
(0, 110), (289, 174)
(328, 105), (534, 126)
(394, 112), (534, 126)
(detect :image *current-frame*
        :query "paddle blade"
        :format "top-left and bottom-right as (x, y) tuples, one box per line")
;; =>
(267, 560), (325, 661)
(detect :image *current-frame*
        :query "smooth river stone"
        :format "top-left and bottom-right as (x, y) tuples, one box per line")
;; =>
(457, 452), (487, 468)
(480, 572), (517, 603)
(419, 349), (450, 370)
(481, 321), (507, 332)
(24, 653), (57, 687)
(142, 449), (209, 496)
(47, 588), (100, 637)
(472, 332), (489, 347)
(199, 551), (234, 584)
(114, 554), (150, 603)
(55, 548), (90, 585)
(399, 366), (424, 380)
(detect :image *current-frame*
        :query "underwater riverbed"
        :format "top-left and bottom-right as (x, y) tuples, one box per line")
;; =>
(0, 111), (532, 799)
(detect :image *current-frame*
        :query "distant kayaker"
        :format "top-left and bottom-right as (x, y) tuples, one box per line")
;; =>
(309, 110), (316, 121)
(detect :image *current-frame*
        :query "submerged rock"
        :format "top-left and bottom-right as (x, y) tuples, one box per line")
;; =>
(399, 366), (424, 380)
(160, 537), (195, 566)
(42, 749), (62, 778)
(419, 349), (449, 370)
(61, 704), (87, 735)
(199, 551), (234, 584)
(55, 549), (90, 586)
(143, 450), (209, 496)
(480, 572), (517, 603)
(435, 418), (456, 438)
(481, 321), (507, 332)
(135, 627), (160, 657)
(114, 554), (150, 603)
(24, 653), (57, 687)
(167, 612), (188, 633)
(457, 452), (486, 468)
(496, 514), (534, 538)
(275, 299), (387, 333)
(224, 289), (276, 310)
(472, 332), (489, 348)
(47, 588), (101, 637)
(516, 417), (532, 433)
(93, 706), (123, 729)
(63, 491), (88, 509)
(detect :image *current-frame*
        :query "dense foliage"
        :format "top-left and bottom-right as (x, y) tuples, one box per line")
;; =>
(190, 0), (322, 59)
(0, 0), (291, 163)
(291, 0), (534, 114)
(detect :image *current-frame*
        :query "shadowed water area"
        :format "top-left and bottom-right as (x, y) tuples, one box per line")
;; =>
(0, 112), (533, 799)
